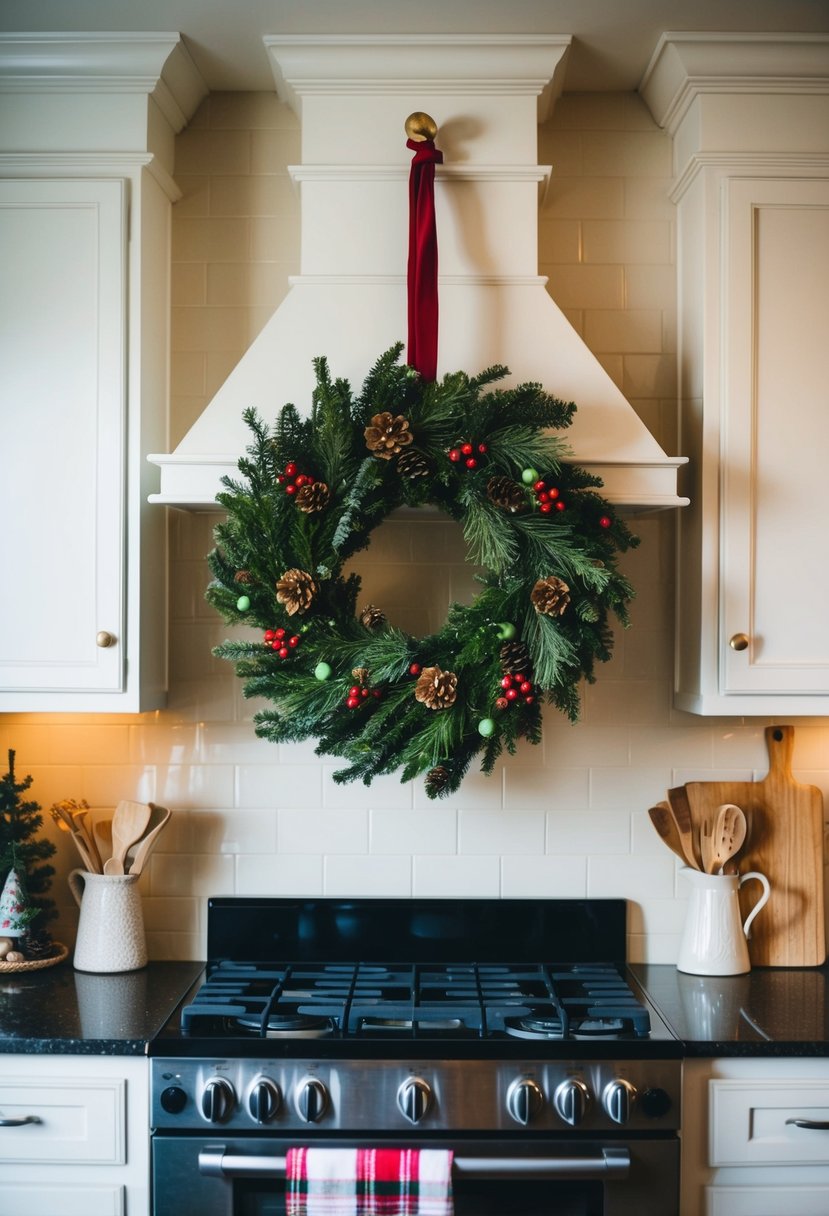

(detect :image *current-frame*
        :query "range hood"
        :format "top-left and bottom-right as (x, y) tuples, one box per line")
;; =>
(149, 35), (688, 512)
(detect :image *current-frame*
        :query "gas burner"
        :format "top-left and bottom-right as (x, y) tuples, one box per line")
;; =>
(232, 1012), (336, 1039)
(504, 1014), (628, 1041)
(358, 1017), (466, 1034)
(504, 1015), (565, 1040)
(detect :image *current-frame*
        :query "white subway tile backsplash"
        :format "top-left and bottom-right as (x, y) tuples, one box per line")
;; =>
(587, 853), (676, 899)
(156, 763), (235, 809)
(412, 855), (500, 898)
(459, 809), (545, 855)
(325, 855), (413, 896)
(370, 808), (458, 855)
(501, 854), (588, 898)
(547, 809), (630, 854)
(238, 762), (323, 808)
(279, 807), (368, 854)
(237, 853), (324, 895)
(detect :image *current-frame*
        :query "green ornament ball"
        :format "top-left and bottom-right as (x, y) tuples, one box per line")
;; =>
(521, 467), (539, 485)
(477, 717), (496, 738)
(496, 621), (517, 641)
(236, 595), (251, 612)
(314, 662), (333, 681)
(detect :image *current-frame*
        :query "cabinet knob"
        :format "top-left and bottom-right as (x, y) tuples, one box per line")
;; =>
(729, 633), (749, 652)
(96, 630), (116, 648)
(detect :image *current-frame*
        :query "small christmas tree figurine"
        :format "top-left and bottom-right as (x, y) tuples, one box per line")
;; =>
(0, 751), (56, 929)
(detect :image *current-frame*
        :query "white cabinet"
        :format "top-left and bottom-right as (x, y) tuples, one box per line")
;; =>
(0, 178), (133, 704)
(0, 33), (206, 712)
(0, 1054), (149, 1216)
(682, 1058), (829, 1216)
(640, 35), (829, 715)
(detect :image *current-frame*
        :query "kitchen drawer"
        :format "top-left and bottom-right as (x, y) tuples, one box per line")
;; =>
(710, 1079), (829, 1166)
(0, 1076), (125, 1165)
(0, 1182), (123, 1216)
(707, 1185), (829, 1215)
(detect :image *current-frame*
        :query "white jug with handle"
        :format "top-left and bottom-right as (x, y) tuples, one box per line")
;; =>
(68, 869), (147, 973)
(677, 866), (771, 976)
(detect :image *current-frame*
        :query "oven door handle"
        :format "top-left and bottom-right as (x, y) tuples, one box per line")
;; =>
(198, 1145), (630, 1180)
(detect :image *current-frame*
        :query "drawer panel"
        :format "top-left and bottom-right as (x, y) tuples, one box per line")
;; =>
(0, 1077), (124, 1165)
(0, 1183), (123, 1216)
(710, 1079), (829, 1166)
(707, 1185), (829, 1216)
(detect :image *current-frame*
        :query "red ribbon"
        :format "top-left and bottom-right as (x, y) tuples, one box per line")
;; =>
(407, 137), (443, 382)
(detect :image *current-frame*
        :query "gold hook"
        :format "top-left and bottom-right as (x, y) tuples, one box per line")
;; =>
(405, 112), (438, 142)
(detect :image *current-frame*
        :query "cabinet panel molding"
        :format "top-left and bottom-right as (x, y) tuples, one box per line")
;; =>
(710, 1078), (829, 1167)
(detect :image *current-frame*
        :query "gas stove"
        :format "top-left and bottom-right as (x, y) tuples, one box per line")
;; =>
(150, 898), (681, 1216)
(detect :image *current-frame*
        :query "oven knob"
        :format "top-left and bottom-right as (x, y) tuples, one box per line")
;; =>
(553, 1078), (590, 1127)
(296, 1078), (329, 1123)
(602, 1079), (637, 1125)
(248, 1076), (281, 1124)
(160, 1085), (188, 1115)
(397, 1077), (432, 1124)
(506, 1078), (544, 1126)
(640, 1087), (672, 1119)
(200, 1077), (236, 1124)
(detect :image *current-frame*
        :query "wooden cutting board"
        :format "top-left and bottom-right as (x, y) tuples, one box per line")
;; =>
(684, 725), (825, 967)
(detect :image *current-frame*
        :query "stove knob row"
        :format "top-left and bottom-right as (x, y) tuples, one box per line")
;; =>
(200, 1076), (236, 1124)
(397, 1077), (432, 1124)
(602, 1078), (637, 1125)
(296, 1077), (329, 1123)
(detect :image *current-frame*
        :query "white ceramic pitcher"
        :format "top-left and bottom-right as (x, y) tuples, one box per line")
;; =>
(68, 869), (147, 973)
(677, 866), (771, 976)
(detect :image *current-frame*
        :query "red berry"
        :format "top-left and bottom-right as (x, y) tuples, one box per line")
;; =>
(495, 696), (509, 711)
(477, 442), (488, 454)
(540, 502), (553, 514)
(448, 449), (462, 463)
(505, 687), (519, 702)
(349, 686), (360, 699)
(271, 641), (280, 650)
(278, 647), (289, 659)
(275, 628), (286, 639)
(599, 515), (612, 529)
(465, 457), (477, 470)
(264, 630), (275, 642)
(277, 475), (285, 484)
(524, 695), (535, 705)
(410, 663), (422, 676)
(556, 500), (565, 511)
(289, 635), (300, 647)
(295, 474), (306, 488)
(285, 462), (297, 477)
(501, 675), (513, 689)
(360, 688), (370, 698)
(461, 442), (474, 456)
(538, 490), (549, 503)
(372, 688), (382, 698)
(533, 479), (546, 492)
(519, 681), (532, 695)
(548, 487), (559, 499)
(346, 695), (360, 709)
(285, 484), (297, 496)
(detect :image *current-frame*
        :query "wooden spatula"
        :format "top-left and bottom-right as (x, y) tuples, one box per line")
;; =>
(648, 802), (687, 864)
(667, 786), (702, 869)
(103, 800), (152, 875)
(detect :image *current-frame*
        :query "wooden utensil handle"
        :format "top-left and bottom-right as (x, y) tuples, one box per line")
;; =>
(765, 724), (794, 776)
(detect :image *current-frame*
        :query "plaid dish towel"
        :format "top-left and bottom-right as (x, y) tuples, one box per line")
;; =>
(285, 1147), (454, 1215)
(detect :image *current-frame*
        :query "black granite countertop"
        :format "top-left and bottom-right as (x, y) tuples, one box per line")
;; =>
(633, 962), (829, 1056)
(0, 959), (204, 1055)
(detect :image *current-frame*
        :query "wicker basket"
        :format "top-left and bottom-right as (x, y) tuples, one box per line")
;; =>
(0, 942), (69, 974)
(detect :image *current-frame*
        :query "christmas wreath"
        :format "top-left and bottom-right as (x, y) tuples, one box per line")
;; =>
(206, 344), (638, 799)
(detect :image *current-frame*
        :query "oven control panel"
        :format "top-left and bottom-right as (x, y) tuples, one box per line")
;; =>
(152, 1058), (680, 1133)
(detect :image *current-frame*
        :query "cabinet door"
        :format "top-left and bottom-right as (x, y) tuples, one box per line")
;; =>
(721, 177), (829, 696)
(0, 179), (126, 696)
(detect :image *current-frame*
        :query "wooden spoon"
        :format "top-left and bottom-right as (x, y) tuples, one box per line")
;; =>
(127, 804), (171, 876)
(50, 807), (100, 873)
(648, 802), (688, 864)
(70, 809), (102, 873)
(709, 803), (747, 874)
(103, 800), (152, 876)
(667, 786), (703, 869)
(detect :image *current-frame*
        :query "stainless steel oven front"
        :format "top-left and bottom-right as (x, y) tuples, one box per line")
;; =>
(151, 1057), (680, 1216)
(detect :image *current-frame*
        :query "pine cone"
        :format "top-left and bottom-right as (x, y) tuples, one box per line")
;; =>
(276, 568), (317, 616)
(531, 575), (571, 617)
(360, 604), (386, 631)
(22, 930), (54, 961)
(414, 665), (458, 711)
(234, 570), (255, 584)
(486, 475), (527, 514)
(364, 412), (414, 460)
(351, 667), (370, 688)
(425, 765), (452, 798)
(296, 481), (331, 513)
(499, 640), (532, 677)
(397, 449), (431, 480)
